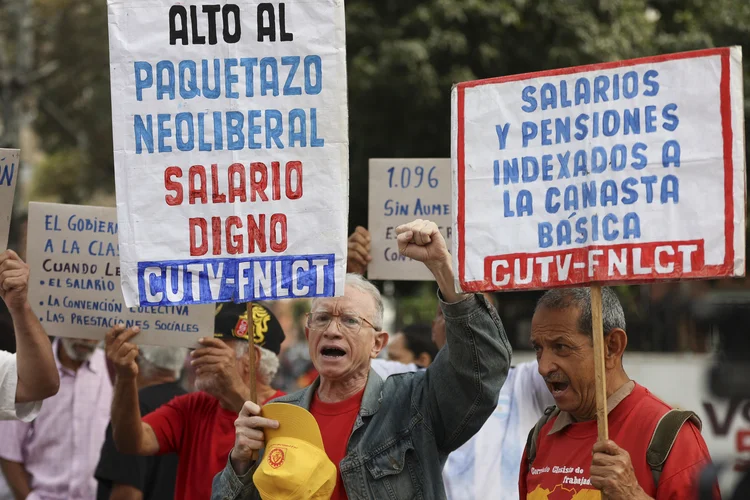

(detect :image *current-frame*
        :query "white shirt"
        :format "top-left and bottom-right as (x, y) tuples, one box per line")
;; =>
(371, 358), (553, 500)
(0, 350), (42, 422)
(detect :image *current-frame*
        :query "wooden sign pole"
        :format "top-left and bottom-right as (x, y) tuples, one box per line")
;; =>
(247, 302), (257, 405)
(590, 285), (609, 442)
(247, 302), (259, 462)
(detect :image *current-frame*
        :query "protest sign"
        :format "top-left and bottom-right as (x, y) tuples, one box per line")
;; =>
(0, 149), (20, 252)
(368, 159), (451, 280)
(452, 47), (746, 293)
(107, 0), (349, 307)
(26, 202), (214, 347)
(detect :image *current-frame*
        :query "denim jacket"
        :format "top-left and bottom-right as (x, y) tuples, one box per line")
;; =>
(211, 293), (512, 500)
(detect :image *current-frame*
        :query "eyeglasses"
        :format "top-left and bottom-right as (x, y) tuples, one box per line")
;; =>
(306, 311), (379, 334)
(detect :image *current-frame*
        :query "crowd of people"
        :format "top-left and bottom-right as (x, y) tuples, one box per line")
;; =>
(0, 220), (721, 499)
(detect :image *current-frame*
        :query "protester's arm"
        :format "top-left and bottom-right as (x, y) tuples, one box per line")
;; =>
(0, 458), (32, 500)
(590, 425), (716, 500)
(0, 415), (32, 499)
(0, 352), (38, 421)
(190, 337), (251, 413)
(211, 460), (263, 500)
(210, 401), (278, 500)
(110, 484), (144, 500)
(106, 326), (160, 456)
(346, 226), (371, 275)
(0, 250), (59, 404)
(96, 422), (148, 500)
(591, 440), (653, 500)
(370, 358), (419, 379)
(0, 459), (31, 500)
(518, 448), (529, 499)
(396, 220), (511, 452)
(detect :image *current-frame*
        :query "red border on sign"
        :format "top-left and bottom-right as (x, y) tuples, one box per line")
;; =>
(456, 47), (736, 292)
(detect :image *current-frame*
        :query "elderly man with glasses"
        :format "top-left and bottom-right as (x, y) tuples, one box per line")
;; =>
(211, 219), (512, 500)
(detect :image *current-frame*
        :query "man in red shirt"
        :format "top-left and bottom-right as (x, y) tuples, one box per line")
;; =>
(520, 287), (720, 500)
(214, 219), (512, 500)
(106, 302), (286, 500)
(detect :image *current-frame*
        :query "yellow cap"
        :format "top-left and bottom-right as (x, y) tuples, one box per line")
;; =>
(254, 403), (337, 500)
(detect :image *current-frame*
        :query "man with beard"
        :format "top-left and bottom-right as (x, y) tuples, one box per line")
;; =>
(106, 302), (286, 500)
(0, 336), (112, 499)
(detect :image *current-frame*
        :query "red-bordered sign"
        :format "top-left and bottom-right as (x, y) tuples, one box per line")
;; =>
(453, 47), (745, 292)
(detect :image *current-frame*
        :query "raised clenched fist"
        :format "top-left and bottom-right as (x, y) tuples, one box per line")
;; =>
(0, 250), (31, 313)
(395, 219), (450, 269)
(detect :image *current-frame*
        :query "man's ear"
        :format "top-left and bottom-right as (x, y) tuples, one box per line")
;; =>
(371, 331), (389, 359)
(604, 329), (627, 369)
(304, 326), (310, 341)
(253, 345), (261, 372)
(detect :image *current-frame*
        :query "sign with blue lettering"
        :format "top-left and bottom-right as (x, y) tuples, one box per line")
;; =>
(26, 203), (214, 347)
(368, 159), (451, 280)
(452, 47), (746, 292)
(107, 0), (349, 306)
(0, 149), (20, 252)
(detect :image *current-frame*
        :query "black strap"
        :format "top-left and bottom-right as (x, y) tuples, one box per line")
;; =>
(646, 409), (702, 485)
(525, 405), (559, 465)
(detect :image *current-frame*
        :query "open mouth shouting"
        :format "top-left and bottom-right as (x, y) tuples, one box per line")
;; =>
(546, 380), (570, 399)
(320, 344), (347, 361)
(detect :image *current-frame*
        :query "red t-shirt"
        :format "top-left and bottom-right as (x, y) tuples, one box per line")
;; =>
(143, 390), (285, 500)
(309, 389), (365, 500)
(519, 383), (720, 500)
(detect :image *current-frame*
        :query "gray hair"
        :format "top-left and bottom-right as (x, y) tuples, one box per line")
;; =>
(310, 273), (384, 330)
(535, 287), (626, 337)
(139, 345), (188, 379)
(231, 341), (280, 386)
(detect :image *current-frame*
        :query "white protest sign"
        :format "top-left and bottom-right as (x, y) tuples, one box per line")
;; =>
(0, 149), (20, 252)
(27, 203), (214, 347)
(107, 0), (349, 307)
(452, 47), (746, 292)
(368, 159), (451, 280)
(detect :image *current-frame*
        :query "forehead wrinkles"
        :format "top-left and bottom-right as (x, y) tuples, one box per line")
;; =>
(311, 286), (378, 325)
(313, 295), (371, 316)
(530, 318), (579, 342)
(312, 297), (355, 313)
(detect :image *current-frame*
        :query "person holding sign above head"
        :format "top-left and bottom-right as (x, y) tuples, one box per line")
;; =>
(520, 287), (720, 500)
(211, 219), (511, 500)
(106, 302), (287, 500)
(0, 250), (59, 421)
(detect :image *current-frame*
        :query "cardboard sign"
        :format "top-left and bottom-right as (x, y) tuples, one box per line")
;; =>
(0, 149), (20, 252)
(107, 0), (349, 307)
(26, 203), (214, 347)
(452, 47), (746, 292)
(368, 159), (451, 280)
